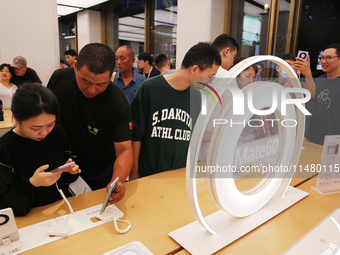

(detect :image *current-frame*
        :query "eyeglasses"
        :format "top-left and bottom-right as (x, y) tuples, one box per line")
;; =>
(197, 65), (216, 80)
(319, 56), (340, 62)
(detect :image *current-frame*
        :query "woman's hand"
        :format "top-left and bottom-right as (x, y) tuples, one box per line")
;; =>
(61, 158), (81, 175)
(29, 165), (62, 187)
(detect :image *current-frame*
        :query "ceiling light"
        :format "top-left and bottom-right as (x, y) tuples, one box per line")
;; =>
(264, 4), (269, 11)
(57, 0), (109, 9)
(57, 5), (82, 16)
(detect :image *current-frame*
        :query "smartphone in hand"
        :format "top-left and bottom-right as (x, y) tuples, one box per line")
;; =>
(50, 161), (75, 173)
(297, 50), (309, 61)
(99, 177), (119, 215)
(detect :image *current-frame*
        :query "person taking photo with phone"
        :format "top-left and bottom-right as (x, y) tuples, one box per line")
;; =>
(306, 43), (340, 145)
(276, 53), (316, 98)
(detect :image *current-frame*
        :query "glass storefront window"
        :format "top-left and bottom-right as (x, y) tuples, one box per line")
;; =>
(58, 1), (178, 69)
(151, 0), (177, 68)
(275, 0), (291, 57)
(106, 1), (145, 70)
(230, 0), (270, 57)
(58, 15), (77, 62)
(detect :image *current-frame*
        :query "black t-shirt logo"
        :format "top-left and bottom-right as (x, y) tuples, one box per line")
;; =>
(87, 125), (99, 135)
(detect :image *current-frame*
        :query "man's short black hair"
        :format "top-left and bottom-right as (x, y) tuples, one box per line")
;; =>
(138, 52), (153, 64)
(76, 43), (115, 75)
(212, 34), (239, 52)
(325, 43), (340, 57)
(181, 42), (221, 69)
(155, 54), (168, 69)
(64, 49), (77, 57)
(280, 53), (296, 61)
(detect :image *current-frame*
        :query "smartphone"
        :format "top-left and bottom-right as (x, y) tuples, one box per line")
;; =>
(0, 208), (20, 244)
(99, 177), (119, 215)
(50, 161), (75, 173)
(297, 50), (309, 61)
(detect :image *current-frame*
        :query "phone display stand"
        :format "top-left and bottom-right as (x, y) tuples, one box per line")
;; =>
(97, 204), (123, 222)
(102, 241), (153, 255)
(17, 204), (122, 254)
(46, 215), (72, 237)
(97, 204), (131, 234)
(0, 239), (21, 255)
(169, 56), (310, 254)
(0, 208), (21, 254)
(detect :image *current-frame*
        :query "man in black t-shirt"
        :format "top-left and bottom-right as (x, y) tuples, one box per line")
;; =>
(10, 56), (42, 87)
(48, 43), (133, 204)
(305, 43), (340, 145)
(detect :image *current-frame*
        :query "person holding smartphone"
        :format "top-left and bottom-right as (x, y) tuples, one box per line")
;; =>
(306, 43), (340, 145)
(47, 44), (133, 205)
(0, 83), (81, 216)
(276, 53), (316, 98)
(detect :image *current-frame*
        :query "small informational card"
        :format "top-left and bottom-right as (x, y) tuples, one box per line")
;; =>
(68, 176), (92, 195)
(284, 208), (340, 254)
(312, 135), (340, 194)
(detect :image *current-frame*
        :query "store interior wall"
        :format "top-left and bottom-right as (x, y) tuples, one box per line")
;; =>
(0, 0), (59, 85)
(77, 10), (102, 51)
(176, 0), (225, 69)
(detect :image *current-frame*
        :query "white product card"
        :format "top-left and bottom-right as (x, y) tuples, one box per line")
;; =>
(13, 204), (123, 254)
(68, 176), (92, 195)
(312, 135), (340, 194)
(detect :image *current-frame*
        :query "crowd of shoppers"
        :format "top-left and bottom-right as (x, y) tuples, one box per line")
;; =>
(0, 34), (339, 216)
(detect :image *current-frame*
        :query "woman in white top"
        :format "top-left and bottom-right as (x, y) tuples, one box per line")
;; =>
(0, 64), (18, 109)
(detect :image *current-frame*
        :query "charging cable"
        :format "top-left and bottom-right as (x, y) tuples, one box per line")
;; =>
(56, 182), (74, 214)
(113, 216), (131, 234)
(46, 183), (74, 237)
(97, 206), (131, 234)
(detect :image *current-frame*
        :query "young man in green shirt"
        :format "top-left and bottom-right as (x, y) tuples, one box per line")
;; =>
(131, 42), (221, 179)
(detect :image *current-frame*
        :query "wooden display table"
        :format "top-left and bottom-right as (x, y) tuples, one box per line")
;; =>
(0, 110), (14, 136)
(15, 141), (323, 254)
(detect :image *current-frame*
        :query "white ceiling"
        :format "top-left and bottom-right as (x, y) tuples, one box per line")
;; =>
(57, 0), (109, 9)
(57, 5), (82, 16)
(57, 0), (289, 18)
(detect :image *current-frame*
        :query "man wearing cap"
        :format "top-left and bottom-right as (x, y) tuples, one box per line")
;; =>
(10, 56), (42, 87)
